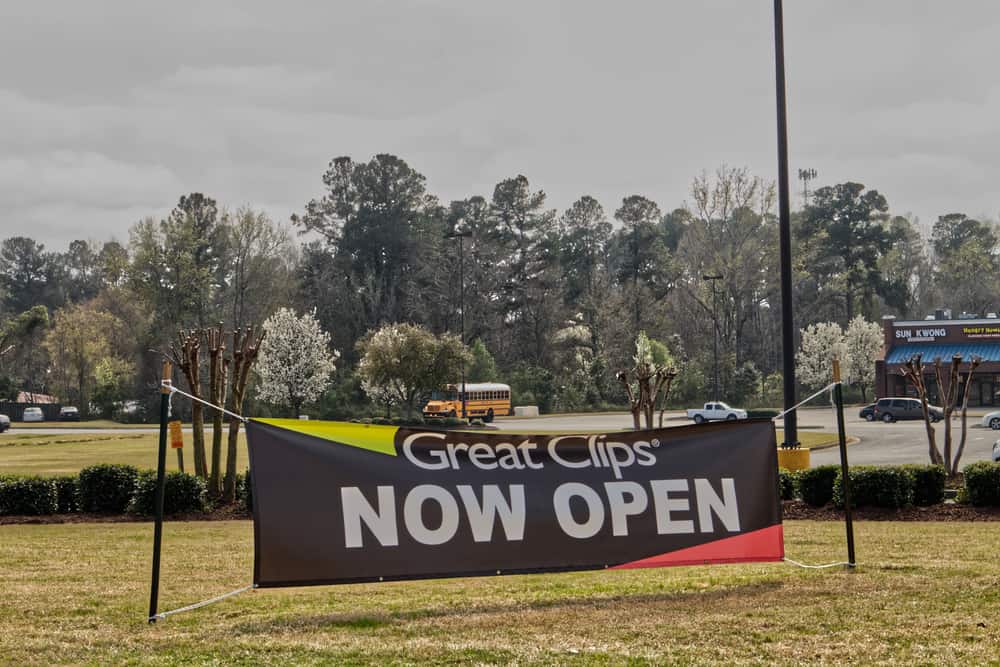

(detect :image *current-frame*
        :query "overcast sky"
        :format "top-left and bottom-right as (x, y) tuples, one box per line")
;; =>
(2, 1), (998, 248)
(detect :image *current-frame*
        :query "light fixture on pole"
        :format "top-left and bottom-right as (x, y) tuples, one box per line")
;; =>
(445, 222), (472, 421)
(797, 167), (817, 206)
(703, 274), (723, 401)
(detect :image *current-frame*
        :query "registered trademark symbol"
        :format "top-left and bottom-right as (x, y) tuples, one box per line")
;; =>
(651, 439), (660, 448)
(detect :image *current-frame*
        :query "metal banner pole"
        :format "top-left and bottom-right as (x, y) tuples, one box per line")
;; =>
(148, 360), (172, 622)
(832, 359), (856, 567)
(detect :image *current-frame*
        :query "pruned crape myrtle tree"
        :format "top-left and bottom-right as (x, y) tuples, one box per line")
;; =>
(356, 323), (469, 419)
(648, 337), (680, 427)
(169, 330), (206, 477)
(256, 308), (338, 418)
(206, 324), (229, 497)
(616, 331), (677, 430)
(168, 324), (264, 501)
(223, 325), (264, 502)
(901, 353), (981, 478)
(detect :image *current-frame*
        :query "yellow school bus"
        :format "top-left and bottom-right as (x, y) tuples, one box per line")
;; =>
(422, 383), (511, 422)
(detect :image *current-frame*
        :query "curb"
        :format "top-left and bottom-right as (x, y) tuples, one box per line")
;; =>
(808, 435), (861, 452)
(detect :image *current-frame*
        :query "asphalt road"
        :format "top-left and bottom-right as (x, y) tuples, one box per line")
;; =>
(494, 409), (1000, 467)
(5, 409), (999, 467)
(804, 412), (999, 467)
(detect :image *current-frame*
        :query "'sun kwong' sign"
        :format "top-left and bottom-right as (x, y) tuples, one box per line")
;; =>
(245, 418), (783, 588)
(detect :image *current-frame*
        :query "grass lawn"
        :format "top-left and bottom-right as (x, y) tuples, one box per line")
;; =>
(0, 520), (997, 664)
(0, 431), (248, 476)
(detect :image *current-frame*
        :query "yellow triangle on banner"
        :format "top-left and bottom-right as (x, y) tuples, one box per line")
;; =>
(253, 419), (399, 456)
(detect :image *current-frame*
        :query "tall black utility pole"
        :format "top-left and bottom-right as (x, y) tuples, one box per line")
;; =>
(774, 0), (799, 447)
(445, 224), (472, 420)
(703, 274), (723, 400)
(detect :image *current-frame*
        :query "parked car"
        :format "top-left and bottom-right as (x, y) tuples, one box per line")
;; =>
(873, 397), (942, 423)
(981, 410), (1000, 430)
(858, 403), (876, 421)
(0, 413), (10, 432)
(686, 402), (748, 424)
(993, 439), (1000, 462)
(22, 407), (44, 422)
(58, 406), (80, 421)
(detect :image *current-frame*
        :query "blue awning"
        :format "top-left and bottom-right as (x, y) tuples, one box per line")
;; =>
(885, 343), (1000, 364)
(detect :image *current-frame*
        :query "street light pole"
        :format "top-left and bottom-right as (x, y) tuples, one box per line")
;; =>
(703, 274), (723, 401)
(445, 224), (472, 421)
(774, 0), (799, 448)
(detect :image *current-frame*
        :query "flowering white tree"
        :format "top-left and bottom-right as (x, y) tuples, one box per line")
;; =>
(842, 316), (883, 401)
(796, 322), (847, 390)
(256, 308), (338, 416)
(798, 318), (882, 397)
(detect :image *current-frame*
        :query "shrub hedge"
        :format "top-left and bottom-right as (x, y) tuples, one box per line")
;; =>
(1, 458), (996, 517)
(53, 475), (79, 513)
(778, 468), (797, 500)
(128, 471), (208, 515)
(77, 464), (140, 513)
(353, 416), (464, 428)
(963, 461), (1000, 506)
(0, 476), (58, 515)
(902, 464), (946, 506)
(797, 465), (840, 506)
(390, 417), (424, 427)
(833, 466), (913, 509)
(237, 470), (253, 514)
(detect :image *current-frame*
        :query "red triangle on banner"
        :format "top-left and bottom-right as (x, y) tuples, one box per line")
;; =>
(611, 524), (784, 569)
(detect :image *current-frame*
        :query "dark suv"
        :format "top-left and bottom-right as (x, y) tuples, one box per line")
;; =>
(874, 397), (943, 423)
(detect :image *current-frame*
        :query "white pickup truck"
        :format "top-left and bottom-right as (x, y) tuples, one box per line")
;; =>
(687, 402), (748, 424)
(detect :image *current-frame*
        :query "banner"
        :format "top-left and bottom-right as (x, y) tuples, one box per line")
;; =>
(246, 419), (783, 588)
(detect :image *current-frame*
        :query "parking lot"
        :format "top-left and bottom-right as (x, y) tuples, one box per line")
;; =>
(496, 407), (999, 467)
(3, 407), (997, 468)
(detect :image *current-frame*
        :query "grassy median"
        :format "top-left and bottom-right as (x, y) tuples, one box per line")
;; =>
(0, 431), (249, 476)
(0, 520), (997, 664)
(775, 429), (840, 449)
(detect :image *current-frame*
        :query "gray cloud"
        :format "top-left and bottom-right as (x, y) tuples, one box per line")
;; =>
(1, 1), (998, 248)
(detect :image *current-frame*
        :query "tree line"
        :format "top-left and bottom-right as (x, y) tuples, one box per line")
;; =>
(1, 154), (997, 419)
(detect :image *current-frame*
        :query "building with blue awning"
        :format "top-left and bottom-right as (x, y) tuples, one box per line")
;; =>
(876, 316), (1000, 406)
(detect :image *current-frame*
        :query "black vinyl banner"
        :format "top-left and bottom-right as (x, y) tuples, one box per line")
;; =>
(246, 418), (783, 588)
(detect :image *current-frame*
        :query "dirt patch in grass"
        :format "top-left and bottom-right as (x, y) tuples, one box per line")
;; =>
(5, 501), (1000, 526)
(0, 504), (250, 525)
(782, 499), (1000, 521)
